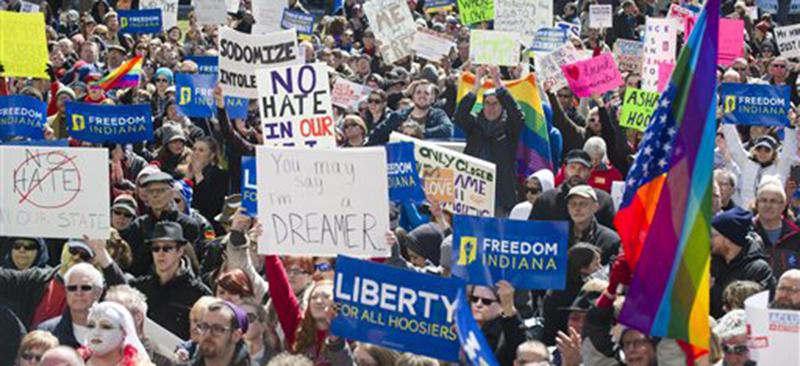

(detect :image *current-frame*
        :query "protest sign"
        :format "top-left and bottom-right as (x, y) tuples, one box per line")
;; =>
(535, 43), (585, 91)
(331, 256), (463, 361)
(0, 95), (46, 140)
(470, 30), (520, 66)
(657, 62), (674, 92)
(175, 73), (248, 119)
(390, 133), (496, 217)
(619, 88), (659, 132)
(241, 156), (257, 217)
(193, 0), (227, 25)
(642, 17), (677, 92)
(281, 9), (315, 35)
(185, 55), (219, 74)
(720, 83), (791, 127)
(65, 103), (152, 144)
(562, 52), (623, 98)
(385, 142), (426, 203)
(424, 0), (456, 13)
(256, 62), (335, 148)
(255, 146), (390, 257)
(589, 4), (612, 29)
(756, 0), (778, 13)
(454, 289), (501, 366)
(613, 39), (644, 74)
(457, 0), (493, 25)
(555, 21), (580, 37)
(218, 27), (300, 98)
(745, 291), (800, 365)
(0, 11), (48, 79)
(411, 31), (456, 62)
(251, 0), (284, 33)
(667, 3), (696, 35)
(494, 0), (553, 40)
(3, 139), (69, 147)
(0, 146), (110, 239)
(118, 9), (162, 34)
(19, 1), (40, 13)
(331, 78), (372, 110)
(139, 0), (177, 30)
(363, 0), (417, 64)
(775, 24), (800, 59)
(451, 215), (568, 289)
(530, 27), (568, 54)
(718, 19), (744, 66)
(226, 0), (240, 12)
(611, 181), (625, 210)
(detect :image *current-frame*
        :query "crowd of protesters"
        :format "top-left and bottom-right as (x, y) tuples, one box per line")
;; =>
(1, 0), (800, 365)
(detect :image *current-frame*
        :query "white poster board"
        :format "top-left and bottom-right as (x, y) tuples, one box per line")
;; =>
(494, 0), (553, 40)
(363, 0), (417, 64)
(411, 31), (456, 62)
(745, 291), (800, 365)
(251, 0), (285, 33)
(218, 27), (300, 98)
(331, 78), (373, 110)
(470, 30), (521, 66)
(0, 146), (110, 239)
(642, 17), (678, 92)
(535, 43), (589, 91)
(140, 0), (178, 30)
(256, 62), (335, 148)
(193, 0), (228, 25)
(390, 133), (496, 217)
(256, 146), (390, 257)
(775, 24), (800, 60)
(589, 4), (613, 29)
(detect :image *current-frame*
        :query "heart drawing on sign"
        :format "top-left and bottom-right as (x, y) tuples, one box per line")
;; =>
(564, 65), (581, 80)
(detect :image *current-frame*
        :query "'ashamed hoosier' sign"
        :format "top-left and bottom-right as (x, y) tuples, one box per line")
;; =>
(219, 27), (300, 98)
(619, 88), (660, 132)
(331, 256), (463, 362)
(720, 83), (791, 127)
(65, 102), (153, 144)
(255, 146), (390, 257)
(0, 95), (46, 140)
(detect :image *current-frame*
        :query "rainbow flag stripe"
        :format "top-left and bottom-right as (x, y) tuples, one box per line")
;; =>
(457, 73), (553, 180)
(97, 55), (143, 91)
(614, 0), (719, 350)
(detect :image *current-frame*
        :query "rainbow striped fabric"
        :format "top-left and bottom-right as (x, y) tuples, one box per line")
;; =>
(96, 55), (143, 91)
(456, 72), (553, 181)
(613, 0), (719, 350)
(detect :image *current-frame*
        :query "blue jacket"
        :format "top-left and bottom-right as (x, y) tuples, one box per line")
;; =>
(366, 106), (453, 145)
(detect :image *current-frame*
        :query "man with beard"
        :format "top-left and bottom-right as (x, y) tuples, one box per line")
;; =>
(771, 269), (800, 310)
(191, 301), (250, 366)
(366, 79), (453, 145)
(529, 149), (616, 228)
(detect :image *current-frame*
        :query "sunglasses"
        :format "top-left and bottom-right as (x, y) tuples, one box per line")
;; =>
(722, 344), (748, 354)
(151, 245), (177, 253)
(315, 262), (333, 272)
(470, 296), (498, 306)
(66, 284), (94, 292)
(368, 98), (383, 104)
(12, 243), (37, 251)
(20, 352), (43, 362)
(772, 64), (787, 69)
(112, 209), (133, 218)
(155, 78), (169, 83)
(69, 247), (93, 261)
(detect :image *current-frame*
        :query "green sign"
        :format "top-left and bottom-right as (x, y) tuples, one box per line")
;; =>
(457, 0), (494, 25)
(619, 88), (659, 132)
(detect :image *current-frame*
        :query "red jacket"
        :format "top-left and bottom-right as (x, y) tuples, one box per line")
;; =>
(554, 163), (623, 193)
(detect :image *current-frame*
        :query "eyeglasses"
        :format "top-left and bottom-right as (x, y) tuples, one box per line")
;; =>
(315, 262), (333, 272)
(12, 243), (37, 251)
(246, 312), (259, 323)
(757, 198), (784, 206)
(195, 322), (231, 336)
(112, 209), (134, 218)
(155, 78), (169, 83)
(66, 284), (94, 292)
(776, 285), (800, 293)
(20, 352), (43, 362)
(470, 296), (498, 306)
(151, 245), (177, 253)
(722, 344), (749, 355)
(772, 64), (787, 69)
(368, 98), (383, 104)
(69, 247), (93, 261)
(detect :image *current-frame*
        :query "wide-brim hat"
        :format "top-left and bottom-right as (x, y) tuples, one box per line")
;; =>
(215, 194), (242, 224)
(146, 221), (187, 245)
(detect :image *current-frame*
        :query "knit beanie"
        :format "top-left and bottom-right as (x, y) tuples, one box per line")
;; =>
(711, 207), (753, 247)
(154, 67), (174, 84)
(405, 223), (444, 265)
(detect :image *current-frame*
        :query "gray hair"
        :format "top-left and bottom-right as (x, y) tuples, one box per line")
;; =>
(714, 169), (737, 188)
(105, 285), (148, 317)
(64, 262), (104, 290)
(583, 136), (608, 162)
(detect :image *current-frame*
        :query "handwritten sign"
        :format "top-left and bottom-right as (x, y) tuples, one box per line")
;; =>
(193, 0), (227, 25)
(562, 52), (623, 97)
(613, 39), (643, 74)
(256, 62), (335, 148)
(363, 0), (417, 64)
(457, 0), (493, 25)
(470, 30), (520, 66)
(251, 0), (284, 33)
(390, 133), (496, 217)
(775, 24), (800, 59)
(535, 43), (586, 91)
(139, 0), (177, 30)
(411, 31), (456, 62)
(667, 4), (696, 36)
(745, 291), (800, 365)
(494, 0), (553, 40)
(0, 146), (110, 239)
(255, 146), (390, 257)
(642, 17), (677, 92)
(0, 11), (49, 79)
(218, 27), (300, 98)
(589, 4), (612, 29)
(619, 88), (659, 132)
(756, 0), (778, 14)
(331, 78), (373, 110)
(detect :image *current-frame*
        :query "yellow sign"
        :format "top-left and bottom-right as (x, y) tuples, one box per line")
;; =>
(457, 236), (478, 265)
(180, 87), (192, 105)
(725, 95), (736, 113)
(71, 114), (86, 131)
(0, 11), (49, 79)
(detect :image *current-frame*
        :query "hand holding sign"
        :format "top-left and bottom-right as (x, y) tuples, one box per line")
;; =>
(496, 280), (516, 316)
(213, 85), (225, 108)
(84, 234), (113, 268)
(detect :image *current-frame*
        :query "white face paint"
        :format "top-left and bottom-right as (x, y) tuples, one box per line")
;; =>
(85, 316), (124, 356)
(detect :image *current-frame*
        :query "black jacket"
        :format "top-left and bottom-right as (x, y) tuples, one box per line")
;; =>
(121, 207), (203, 277)
(454, 88), (525, 215)
(754, 218), (800, 280)
(130, 267), (211, 340)
(541, 277), (584, 345)
(482, 315), (527, 366)
(37, 310), (80, 348)
(189, 341), (250, 366)
(528, 184), (616, 229)
(366, 106), (454, 145)
(0, 301), (26, 365)
(569, 219), (621, 266)
(710, 233), (776, 318)
(191, 164), (229, 235)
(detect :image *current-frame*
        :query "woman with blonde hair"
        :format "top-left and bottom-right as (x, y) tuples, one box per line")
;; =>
(16, 330), (59, 366)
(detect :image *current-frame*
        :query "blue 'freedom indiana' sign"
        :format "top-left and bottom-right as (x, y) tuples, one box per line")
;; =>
(118, 9), (162, 34)
(331, 256), (463, 362)
(720, 83), (791, 127)
(385, 142), (426, 203)
(65, 102), (153, 144)
(241, 156), (257, 217)
(452, 215), (569, 290)
(0, 95), (46, 140)
(175, 73), (249, 119)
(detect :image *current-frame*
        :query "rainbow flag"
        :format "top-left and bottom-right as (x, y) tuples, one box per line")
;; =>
(96, 55), (143, 91)
(614, 0), (718, 350)
(457, 73), (552, 181)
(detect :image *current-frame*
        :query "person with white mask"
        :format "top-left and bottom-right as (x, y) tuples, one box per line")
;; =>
(80, 301), (151, 366)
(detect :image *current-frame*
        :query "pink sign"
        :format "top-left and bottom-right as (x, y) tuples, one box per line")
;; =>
(657, 62), (675, 92)
(561, 52), (624, 97)
(718, 18), (744, 66)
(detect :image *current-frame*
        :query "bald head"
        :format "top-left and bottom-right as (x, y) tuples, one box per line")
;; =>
(772, 269), (800, 310)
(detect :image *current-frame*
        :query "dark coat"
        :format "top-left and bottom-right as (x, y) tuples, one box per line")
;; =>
(710, 233), (776, 318)
(366, 106), (454, 145)
(528, 183), (616, 229)
(482, 315), (527, 366)
(454, 88), (525, 215)
(130, 267), (211, 340)
(37, 310), (81, 348)
(755, 218), (800, 279)
(189, 341), (250, 366)
(191, 164), (229, 234)
(541, 277), (584, 346)
(121, 207), (203, 277)
(569, 219), (621, 265)
(0, 301), (26, 366)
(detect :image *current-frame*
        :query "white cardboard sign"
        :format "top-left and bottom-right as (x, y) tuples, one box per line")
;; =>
(363, 0), (417, 64)
(494, 0), (553, 40)
(218, 27), (300, 98)
(642, 17), (678, 92)
(745, 291), (800, 365)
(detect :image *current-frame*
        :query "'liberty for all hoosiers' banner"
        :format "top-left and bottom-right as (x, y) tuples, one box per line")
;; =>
(0, 95), (46, 140)
(65, 102), (153, 144)
(720, 83), (791, 127)
(451, 215), (569, 289)
(331, 256), (463, 362)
